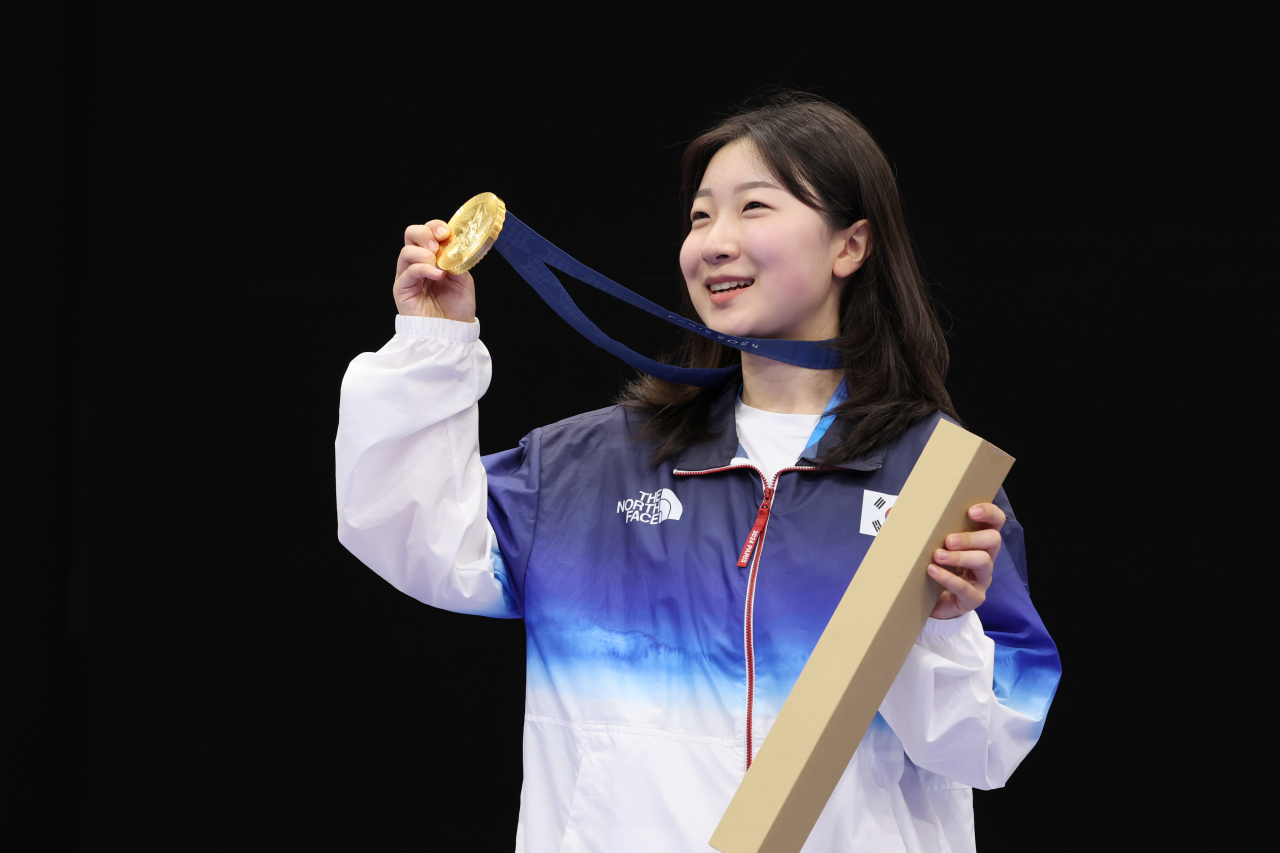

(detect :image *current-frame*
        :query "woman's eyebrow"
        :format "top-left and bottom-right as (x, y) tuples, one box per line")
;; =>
(693, 180), (783, 199)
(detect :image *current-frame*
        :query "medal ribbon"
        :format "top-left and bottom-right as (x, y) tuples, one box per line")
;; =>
(493, 213), (842, 388)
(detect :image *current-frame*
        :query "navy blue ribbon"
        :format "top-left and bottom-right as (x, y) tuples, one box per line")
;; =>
(493, 213), (842, 388)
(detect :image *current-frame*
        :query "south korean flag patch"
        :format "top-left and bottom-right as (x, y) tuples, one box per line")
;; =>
(859, 489), (899, 537)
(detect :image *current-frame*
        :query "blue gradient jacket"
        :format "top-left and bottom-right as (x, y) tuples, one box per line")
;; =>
(336, 315), (1062, 853)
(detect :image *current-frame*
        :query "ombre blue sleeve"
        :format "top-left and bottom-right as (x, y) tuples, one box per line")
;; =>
(976, 488), (1061, 735)
(481, 428), (543, 618)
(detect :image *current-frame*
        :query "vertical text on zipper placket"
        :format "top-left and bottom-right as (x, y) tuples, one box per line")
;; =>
(672, 463), (835, 770)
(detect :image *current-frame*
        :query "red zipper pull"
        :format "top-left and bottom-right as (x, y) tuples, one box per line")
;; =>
(737, 485), (774, 568)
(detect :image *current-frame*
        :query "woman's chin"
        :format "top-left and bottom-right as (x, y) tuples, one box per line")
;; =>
(695, 301), (788, 340)
(699, 311), (766, 340)
(706, 323), (762, 340)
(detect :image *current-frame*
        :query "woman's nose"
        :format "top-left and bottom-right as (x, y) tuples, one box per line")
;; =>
(700, 219), (739, 264)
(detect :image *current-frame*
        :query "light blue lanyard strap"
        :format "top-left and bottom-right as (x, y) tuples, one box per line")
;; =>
(801, 379), (850, 457)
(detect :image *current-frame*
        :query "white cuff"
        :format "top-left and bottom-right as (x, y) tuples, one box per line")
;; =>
(394, 314), (481, 342)
(919, 610), (976, 638)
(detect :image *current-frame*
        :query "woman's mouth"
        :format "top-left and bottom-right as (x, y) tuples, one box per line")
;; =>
(706, 278), (754, 303)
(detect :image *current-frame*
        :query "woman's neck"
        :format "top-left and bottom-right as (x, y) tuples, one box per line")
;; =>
(738, 352), (844, 415)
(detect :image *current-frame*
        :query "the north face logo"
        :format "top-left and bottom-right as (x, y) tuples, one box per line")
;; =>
(617, 488), (683, 525)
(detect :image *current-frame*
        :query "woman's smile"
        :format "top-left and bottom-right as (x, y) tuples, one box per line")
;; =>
(706, 275), (755, 303)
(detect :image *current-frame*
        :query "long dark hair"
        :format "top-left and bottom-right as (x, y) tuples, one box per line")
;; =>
(619, 91), (958, 467)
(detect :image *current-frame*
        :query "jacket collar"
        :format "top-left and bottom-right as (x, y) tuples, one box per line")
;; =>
(798, 419), (885, 471)
(670, 372), (884, 472)
(670, 375), (744, 472)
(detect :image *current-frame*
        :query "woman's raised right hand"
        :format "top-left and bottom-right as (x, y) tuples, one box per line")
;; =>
(394, 219), (476, 322)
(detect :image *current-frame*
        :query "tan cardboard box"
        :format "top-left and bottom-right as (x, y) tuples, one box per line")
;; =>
(709, 419), (1014, 853)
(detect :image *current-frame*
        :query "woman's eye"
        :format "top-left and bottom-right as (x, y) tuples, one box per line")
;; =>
(744, 201), (766, 211)
(691, 211), (709, 221)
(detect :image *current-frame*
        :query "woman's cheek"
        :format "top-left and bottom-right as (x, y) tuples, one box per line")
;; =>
(679, 236), (700, 281)
(680, 239), (704, 307)
(685, 277), (706, 318)
(762, 237), (822, 298)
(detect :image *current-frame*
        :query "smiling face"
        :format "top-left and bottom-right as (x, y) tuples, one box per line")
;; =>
(680, 139), (866, 342)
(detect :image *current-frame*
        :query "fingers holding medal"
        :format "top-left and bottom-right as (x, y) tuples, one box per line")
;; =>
(393, 193), (505, 322)
(394, 219), (474, 321)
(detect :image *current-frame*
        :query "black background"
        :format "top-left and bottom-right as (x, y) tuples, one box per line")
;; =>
(14, 5), (1259, 851)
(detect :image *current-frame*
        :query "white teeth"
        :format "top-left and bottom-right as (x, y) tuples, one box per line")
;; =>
(709, 279), (753, 293)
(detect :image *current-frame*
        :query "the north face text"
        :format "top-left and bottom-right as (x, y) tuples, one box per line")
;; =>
(617, 488), (683, 525)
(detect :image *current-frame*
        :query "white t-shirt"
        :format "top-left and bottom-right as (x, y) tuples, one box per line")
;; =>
(733, 398), (822, 483)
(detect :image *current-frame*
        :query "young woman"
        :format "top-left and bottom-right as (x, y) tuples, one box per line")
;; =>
(336, 94), (1060, 852)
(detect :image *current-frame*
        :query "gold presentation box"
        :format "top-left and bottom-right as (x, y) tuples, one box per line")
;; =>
(710, 419), (1015, 853)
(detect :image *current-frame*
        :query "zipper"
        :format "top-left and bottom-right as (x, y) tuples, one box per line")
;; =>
(737, 484), (774, 568)
(673, 463), (840, 770)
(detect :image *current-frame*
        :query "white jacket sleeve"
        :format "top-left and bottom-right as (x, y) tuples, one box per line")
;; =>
(879, 612), (1041, 789)
(335, 314), (518, 618)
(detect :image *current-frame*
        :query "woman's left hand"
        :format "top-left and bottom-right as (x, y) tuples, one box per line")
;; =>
(928, 502), (1006, 620)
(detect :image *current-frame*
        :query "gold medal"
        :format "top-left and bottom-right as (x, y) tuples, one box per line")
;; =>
(436, 192), (507, 273)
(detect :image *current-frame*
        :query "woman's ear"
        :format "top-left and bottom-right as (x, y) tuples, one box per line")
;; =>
(832, 219), (871, 279)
